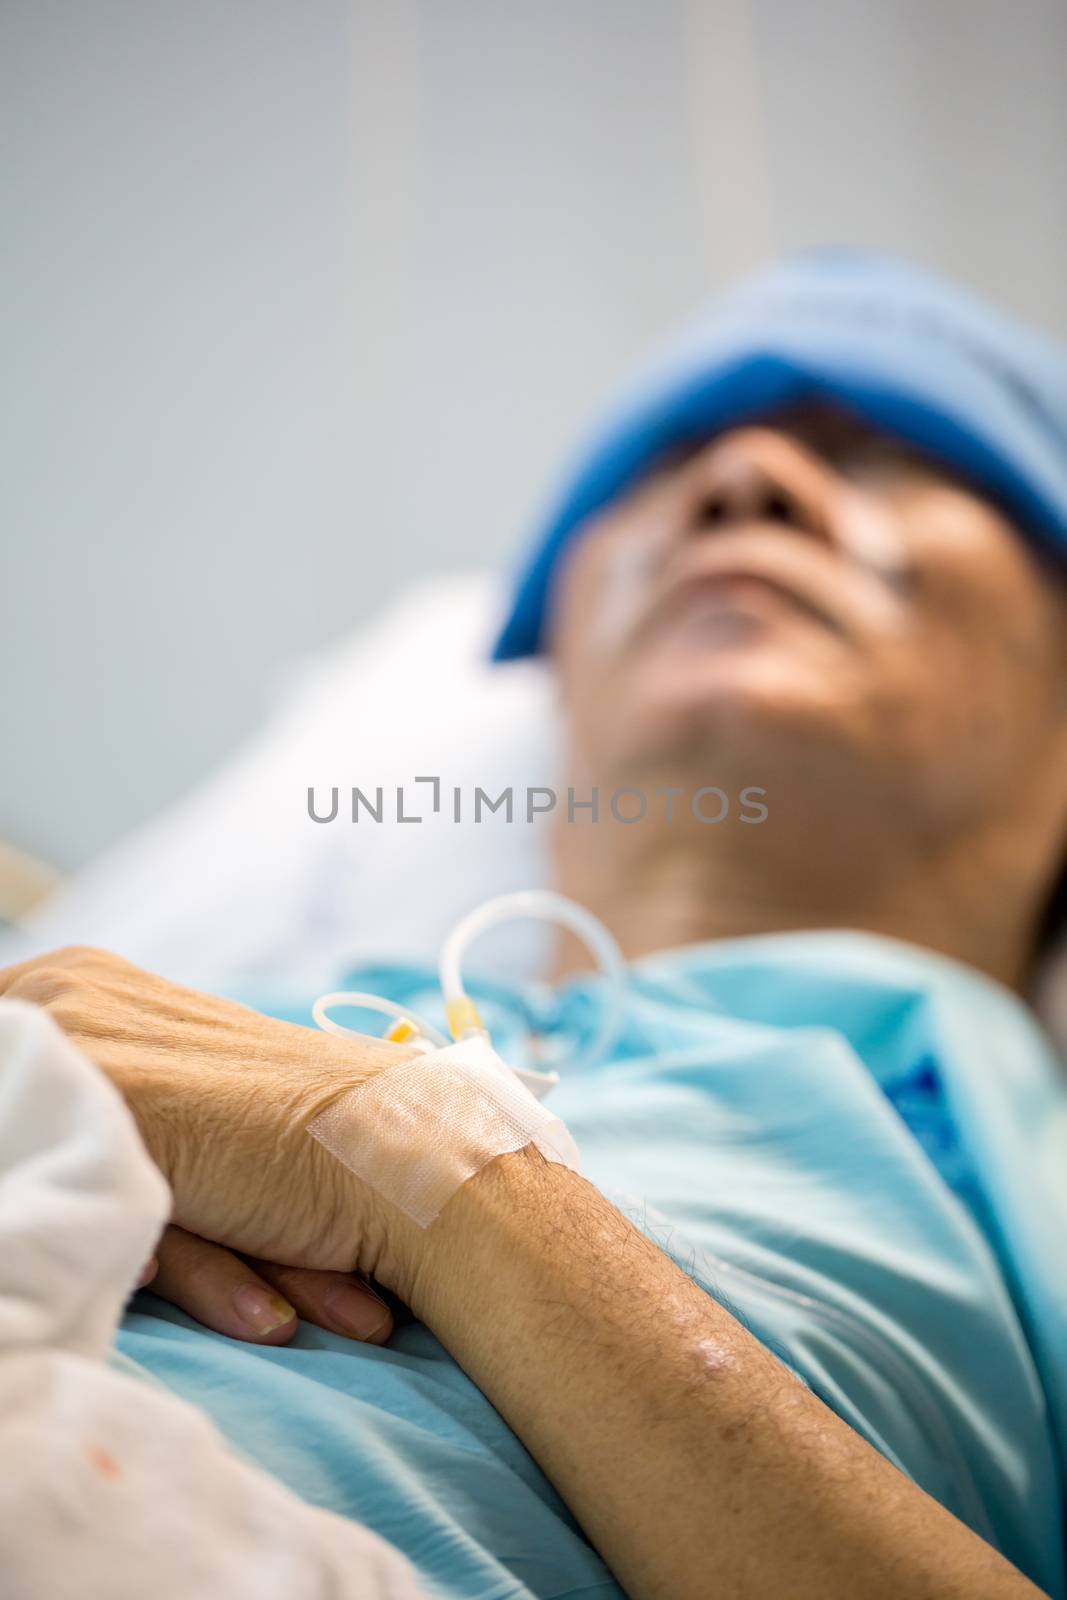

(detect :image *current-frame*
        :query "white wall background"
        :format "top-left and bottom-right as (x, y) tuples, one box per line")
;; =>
(3, 0), (1066, 869)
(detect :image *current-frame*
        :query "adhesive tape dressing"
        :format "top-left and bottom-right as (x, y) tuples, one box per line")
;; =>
(307, 1033), (581, 1227)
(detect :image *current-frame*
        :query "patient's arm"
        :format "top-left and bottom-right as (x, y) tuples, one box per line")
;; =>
(400, 1148), (1046, 1600)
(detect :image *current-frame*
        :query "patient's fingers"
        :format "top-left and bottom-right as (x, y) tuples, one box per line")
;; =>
(146, 1226), (395, 1346)
(150, 1226), (299, 1344)
(247, 1257), (393, 1345)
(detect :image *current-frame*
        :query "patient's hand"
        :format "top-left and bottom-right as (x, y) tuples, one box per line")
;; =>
(0, 946), (427, 1343)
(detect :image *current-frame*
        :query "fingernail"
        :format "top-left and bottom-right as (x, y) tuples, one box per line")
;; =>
(233, 1284), (296, 1335)
(323, 1282), (390, 1341)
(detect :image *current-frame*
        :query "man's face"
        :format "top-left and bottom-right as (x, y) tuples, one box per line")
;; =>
(549, 405), (1067, 838)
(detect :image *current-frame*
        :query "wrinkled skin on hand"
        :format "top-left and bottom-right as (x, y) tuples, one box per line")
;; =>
(0, 947), (424, 1292)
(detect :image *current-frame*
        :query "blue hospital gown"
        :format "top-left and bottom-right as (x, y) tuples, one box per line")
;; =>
(117, 931), (1067, 1599)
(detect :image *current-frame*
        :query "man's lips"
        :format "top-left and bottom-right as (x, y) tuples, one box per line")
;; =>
(636, 539), (851, 647)
(661, 569), (842, 635)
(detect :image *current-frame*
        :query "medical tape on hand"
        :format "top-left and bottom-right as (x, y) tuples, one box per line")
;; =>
(307, 1033), (580, 1227)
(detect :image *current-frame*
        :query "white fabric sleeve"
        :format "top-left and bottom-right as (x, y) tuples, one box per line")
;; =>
(0, 999), (428, 1600)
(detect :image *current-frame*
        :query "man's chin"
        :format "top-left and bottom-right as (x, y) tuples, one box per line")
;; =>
(623, 651), (852, 767)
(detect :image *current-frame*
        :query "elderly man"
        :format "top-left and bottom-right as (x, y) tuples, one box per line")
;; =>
(2, 251), (1066, 1600)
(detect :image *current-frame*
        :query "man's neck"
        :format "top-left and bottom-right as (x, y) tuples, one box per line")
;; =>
(551, 812), (1037, 991)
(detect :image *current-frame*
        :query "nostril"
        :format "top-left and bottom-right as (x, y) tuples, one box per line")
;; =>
(764, 491), (794, 523)
(695, 486), (810, 531)
(699, 494), (728, 526)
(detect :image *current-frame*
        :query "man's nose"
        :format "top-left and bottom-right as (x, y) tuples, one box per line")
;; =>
(688, 428), (836, 545)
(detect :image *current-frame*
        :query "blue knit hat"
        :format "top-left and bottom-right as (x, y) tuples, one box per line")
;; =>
(492, 249), (1067, 660)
